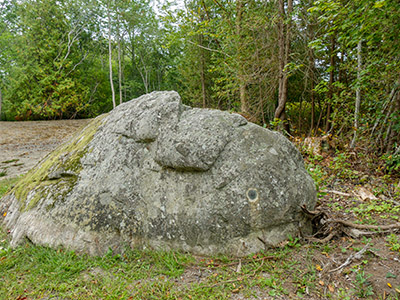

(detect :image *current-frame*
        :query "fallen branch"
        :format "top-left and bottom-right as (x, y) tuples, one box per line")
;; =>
(301, 205), (400, 243)
(322, 190), (353, 197)
(331, 219), (400, 230)
(329, 243), (370, 273)
(345, 227), (399, 239)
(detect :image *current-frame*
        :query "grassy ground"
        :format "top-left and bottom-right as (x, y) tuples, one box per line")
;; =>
(1, 147), (400, 300)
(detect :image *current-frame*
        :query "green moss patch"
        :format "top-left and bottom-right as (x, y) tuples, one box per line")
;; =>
(10, 115), (107, 211)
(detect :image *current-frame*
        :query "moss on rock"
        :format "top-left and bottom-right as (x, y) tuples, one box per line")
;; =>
(11, 115), (106, 211)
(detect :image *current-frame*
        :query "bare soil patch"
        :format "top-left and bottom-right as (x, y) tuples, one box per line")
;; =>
(0, 119), (91, 180)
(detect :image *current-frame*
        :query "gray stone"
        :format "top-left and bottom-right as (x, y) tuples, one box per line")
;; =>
(0, 91), (316, 256)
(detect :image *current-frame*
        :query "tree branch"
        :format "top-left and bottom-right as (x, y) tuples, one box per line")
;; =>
(187, 40), (230, 57)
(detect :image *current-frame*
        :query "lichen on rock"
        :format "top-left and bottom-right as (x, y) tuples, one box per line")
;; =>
(1, 91), (316, 256)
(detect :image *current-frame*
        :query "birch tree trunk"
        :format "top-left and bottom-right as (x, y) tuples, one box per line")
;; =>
(108, 1), (116, 109)
(236, 0), (248, 114)
(350, 40), (362, 148)
(117, 10), (123, 105)
(199, 27), (207, 108)
(274, 0), (293, 121)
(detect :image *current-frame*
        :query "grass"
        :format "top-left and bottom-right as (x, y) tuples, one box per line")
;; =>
(0, 177), (20, 197)
(0, 231), (192, 299)
(2, 226), (399, 300)
(1, 159), (20, 164)
(0, 226), (286, 299)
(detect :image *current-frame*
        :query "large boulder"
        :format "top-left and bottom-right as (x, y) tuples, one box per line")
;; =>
(1, 91), (316, 256)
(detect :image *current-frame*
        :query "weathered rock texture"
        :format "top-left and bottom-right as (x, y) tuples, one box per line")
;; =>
(1, 91), (316, 256)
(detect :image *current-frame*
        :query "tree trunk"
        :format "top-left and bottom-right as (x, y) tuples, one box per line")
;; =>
(308, 21), (316, 136)
(310, 76), (315, 136)
(386, 85), (400, 152)
(236, 0), (248, 114)
(117, 10), (123, 105)
(274, 0), (293, 121)
(108, 1), (116, 109)
(199, 32), (207, 108)
(350, 40), (362, 148)
(130, 33), (137, 86)
(0, 86), (2, 121)
(325, 35), (335, 133)
(122, 41), (126, 102)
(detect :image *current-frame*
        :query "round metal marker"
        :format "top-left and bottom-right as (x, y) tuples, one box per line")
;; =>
(246, 188), (259, 203)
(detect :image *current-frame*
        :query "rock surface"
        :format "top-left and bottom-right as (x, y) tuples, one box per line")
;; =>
(1, 91), (316, 256)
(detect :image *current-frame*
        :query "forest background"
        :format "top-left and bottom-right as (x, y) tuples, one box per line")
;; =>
(0, 0), (399, 163)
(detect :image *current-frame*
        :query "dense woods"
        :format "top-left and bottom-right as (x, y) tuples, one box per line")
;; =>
(0, 0), (399, 159)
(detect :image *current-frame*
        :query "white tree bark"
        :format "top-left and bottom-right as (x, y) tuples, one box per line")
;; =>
(117, 10), (123, 105)
(274, 0), (293, 121)
(108, 1), (116, 109)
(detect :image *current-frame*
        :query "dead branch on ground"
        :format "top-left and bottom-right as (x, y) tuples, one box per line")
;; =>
(301, 205), (400, 243)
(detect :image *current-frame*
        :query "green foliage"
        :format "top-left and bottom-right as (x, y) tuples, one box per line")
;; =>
(352, 198), (400, 222)
(309, 0), (400, 152)
(0, 0), (172, 120)
(4, 0), (90, 119)
(329, 151), (358, 180)
(382, 152), (400, 175)
(0, 0), (399, 161)
(352, 268), (374, 298)
(166, 0), (279, 120)
(0, 177), (20, 198)
(386, 234), (400, 253)
(306, 163), (328, 192)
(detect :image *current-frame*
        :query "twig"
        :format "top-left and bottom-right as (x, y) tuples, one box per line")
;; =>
(66, 51), (88, 77)
(202, 260), (264, 289)
(322, 190), (352, 197)
(329, 243), (370, 273)
(236, 259), (242, 273)
(187, 40), (230, 57)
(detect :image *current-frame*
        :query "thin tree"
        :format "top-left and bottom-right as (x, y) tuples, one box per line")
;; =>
(324, 35), (335, 133)
(274, 0), (293, 122)
(0, 85), (2, 120)
(116, 8), (123, 105)
(236, 0), (248, 114)
(350, 39), (362, 148)
(108, 0), (116, 109)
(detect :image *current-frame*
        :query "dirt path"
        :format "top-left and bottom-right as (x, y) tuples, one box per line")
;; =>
(0, 119), (92, 180)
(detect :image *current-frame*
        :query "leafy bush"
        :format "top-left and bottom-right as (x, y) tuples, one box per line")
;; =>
(382, 152), (400, 175)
